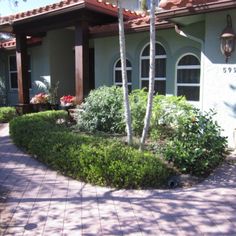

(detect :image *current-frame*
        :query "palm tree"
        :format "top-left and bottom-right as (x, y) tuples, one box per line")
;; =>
(140, 0), (156, 150)
(117, 0), (133, 145)
(141, 0), (148, 11)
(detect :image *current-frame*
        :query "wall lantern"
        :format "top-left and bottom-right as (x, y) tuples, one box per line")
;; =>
(220, 14), (236, 63)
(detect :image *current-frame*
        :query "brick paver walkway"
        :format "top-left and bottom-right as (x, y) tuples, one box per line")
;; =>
(0, 123), (236, 236)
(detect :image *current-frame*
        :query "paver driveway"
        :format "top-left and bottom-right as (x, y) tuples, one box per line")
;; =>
(0, 123), (236, 236)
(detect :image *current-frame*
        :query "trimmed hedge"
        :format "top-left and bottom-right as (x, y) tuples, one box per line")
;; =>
(10, 111), (176, 189)
(0, 107), (17, 123)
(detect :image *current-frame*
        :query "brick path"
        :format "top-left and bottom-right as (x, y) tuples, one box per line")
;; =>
(0, 123), (236, 236)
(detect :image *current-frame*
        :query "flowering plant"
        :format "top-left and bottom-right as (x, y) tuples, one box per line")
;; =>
(60, 95), (76, 106)
(30, 93), (49, 104)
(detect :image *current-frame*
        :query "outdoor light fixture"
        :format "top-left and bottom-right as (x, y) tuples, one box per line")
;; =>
(220, 14), (236, 63)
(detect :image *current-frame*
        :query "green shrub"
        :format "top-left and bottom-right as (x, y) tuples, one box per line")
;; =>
(162, 110), (227, 176)
(151, 95), (194, 140)
(129, 89), (194, 138)
(77, 86), (125, 133)
(129, 89), (148, 135)
(10, 111), (176, 189)
(10, 110), (68, 148)
(0, 107), (17, 123)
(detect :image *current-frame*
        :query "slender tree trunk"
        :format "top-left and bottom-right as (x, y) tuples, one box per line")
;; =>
(141, 0), (148, 11)
(117, 0), (133, 145)
(140, 0), (156, 150)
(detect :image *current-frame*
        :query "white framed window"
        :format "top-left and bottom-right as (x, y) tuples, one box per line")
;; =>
(176, 54), (200, 102)
(8, 55), (32, 90)
(114, 59), (132, 93)
(140, 42), (167, 95)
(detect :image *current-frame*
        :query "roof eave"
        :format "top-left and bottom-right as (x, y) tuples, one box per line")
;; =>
(157, 0), (236, 20)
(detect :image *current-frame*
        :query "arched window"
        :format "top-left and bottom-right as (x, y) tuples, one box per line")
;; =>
(140, 42), (166, 95)
(176, 54), (200, 102)
(114, 59), (132, 93)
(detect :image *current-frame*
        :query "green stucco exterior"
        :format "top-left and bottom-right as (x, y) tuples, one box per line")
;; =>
(0, 28), (75, 105)
(94, 24), (202, 95)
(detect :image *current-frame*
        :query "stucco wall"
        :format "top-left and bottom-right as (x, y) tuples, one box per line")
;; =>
(94, 26), (201, 96)
(3, 28), (75, 105)
(48, 29), (75, 99)
(203, 9), (236, 147)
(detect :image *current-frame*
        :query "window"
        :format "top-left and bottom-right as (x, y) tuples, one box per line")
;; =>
(114, 59), (132, 93)
(9, 55), (32, 89)
(176, 54), (200, 102)
(140, 42), (166, 95)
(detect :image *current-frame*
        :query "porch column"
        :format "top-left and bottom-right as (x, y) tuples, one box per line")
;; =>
(75, 21), (89, 104)
(16, 34), (30, 107)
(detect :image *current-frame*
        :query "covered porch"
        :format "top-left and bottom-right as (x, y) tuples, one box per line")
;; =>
(0, 0), (137, 112)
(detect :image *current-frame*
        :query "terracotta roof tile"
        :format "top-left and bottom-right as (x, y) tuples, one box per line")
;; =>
(0, 0), (141, 26)
(0, 37), (42, 49)
(90, 16), (173, 36)
(159, 0), (220, 10)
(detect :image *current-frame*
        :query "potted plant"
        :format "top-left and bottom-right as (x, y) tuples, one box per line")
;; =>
(30, 93), (50, 112)
(60, 95), (76, 110)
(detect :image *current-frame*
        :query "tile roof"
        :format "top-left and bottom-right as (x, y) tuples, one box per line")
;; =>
(159, 0), (222, 10)
(0, 0), (141, 26)
(90, 16), (173, 37)
(0, 37), (42, 49)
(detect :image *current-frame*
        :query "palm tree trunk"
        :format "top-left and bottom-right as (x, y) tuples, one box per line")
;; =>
(117, 0), (133, 145)
(140, 0), (156, 150)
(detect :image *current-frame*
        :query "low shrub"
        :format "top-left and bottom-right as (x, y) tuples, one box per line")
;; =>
(77, 86), (125, 133)
(162, 110), (227, 176)
(10, 111), (176, 189)
(0, 107), (17, 123)
(129, 89), (194, 138)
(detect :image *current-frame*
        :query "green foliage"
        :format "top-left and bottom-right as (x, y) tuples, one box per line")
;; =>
(163, 110), (227, 176)
(151, 95), (194, 139)
(129, 89), (193, 138)
(0, 107), (17, 123)
(9, 110), (68, 149)
(129, 89), (148, 135)
(10, 111), (176, 189)
(77, 86), (125, 133)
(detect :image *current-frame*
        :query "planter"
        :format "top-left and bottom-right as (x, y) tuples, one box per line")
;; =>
(50, 104), (59, 110)
(60, 105), (75, 112)
(32, 103), (51, 112)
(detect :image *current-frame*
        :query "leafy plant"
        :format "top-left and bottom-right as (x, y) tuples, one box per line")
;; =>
(163, 110), (227, 176)
(10, 111), (176, 189)
(0, 107), (17, 123)
(77, 86), (125, 133)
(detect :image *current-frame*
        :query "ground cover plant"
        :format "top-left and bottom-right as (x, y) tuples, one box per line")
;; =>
(0, 107), (17, 123)
(10, 110), (176, 189)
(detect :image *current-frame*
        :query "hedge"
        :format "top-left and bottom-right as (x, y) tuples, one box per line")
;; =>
(10, 111), (177, 189)
(0, 107), (17, 123)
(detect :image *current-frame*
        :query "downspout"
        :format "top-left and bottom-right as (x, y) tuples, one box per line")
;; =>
(175, 24), (205, 110)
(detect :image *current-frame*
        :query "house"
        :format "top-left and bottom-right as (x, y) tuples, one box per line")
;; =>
(0, 0), (235, 147)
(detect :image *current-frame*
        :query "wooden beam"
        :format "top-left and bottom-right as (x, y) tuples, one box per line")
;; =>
(75, 21), (89, 104)
(16, 34), (30, 105)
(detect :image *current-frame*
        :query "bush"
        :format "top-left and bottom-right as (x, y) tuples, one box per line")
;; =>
(10, 110), (68, 148)
(162, 110), (227, 176)
(0, 107), (17, 123)
(10, 111), (176, 189)
(129, 89), (148, 135)
(77, 86), (125, 133)
(129, 89), (194, 138)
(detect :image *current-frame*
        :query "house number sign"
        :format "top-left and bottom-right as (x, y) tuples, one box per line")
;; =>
(223, 66), (236, 73)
